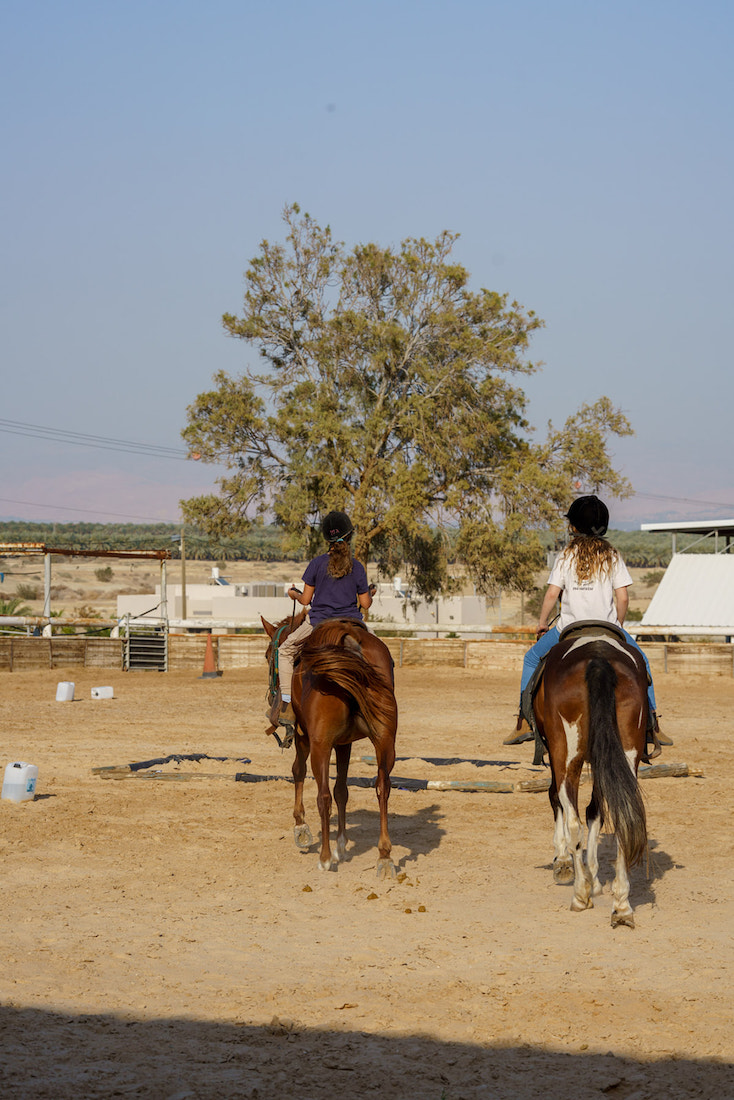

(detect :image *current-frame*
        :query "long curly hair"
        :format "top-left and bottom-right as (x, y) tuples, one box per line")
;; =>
(565, 534), (617, 582)
(326, 537), (354, 579)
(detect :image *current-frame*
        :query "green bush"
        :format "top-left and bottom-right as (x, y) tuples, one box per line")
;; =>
(94, 566), (114, 582)
(16, 583), (38, 600)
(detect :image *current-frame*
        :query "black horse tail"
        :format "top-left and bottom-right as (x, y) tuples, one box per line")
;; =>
(586, 657), (647, 868)
(301, 643), (397, 740)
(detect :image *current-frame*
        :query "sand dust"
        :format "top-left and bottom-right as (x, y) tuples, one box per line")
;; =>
(0, 661), (732, 1098)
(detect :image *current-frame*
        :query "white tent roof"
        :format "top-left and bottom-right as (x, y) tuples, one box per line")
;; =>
(641, 519), (734, 534)
(638, 554), (734, 636)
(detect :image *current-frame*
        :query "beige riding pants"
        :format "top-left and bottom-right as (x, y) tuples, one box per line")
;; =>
(278, 616), (313, 697)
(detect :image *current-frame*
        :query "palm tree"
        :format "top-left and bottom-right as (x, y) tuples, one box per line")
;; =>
(0, 596), (33, 616)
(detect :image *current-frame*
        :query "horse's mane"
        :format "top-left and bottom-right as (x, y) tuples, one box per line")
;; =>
(307, 618), (367, 647)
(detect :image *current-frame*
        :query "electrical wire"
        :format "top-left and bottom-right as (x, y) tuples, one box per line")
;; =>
(0, 496), (178, 523)
(0, 417), (192, 461)
(630, 490), (733, 510)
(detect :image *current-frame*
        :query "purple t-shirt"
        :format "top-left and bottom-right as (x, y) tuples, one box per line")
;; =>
(303, 553), (369, 625)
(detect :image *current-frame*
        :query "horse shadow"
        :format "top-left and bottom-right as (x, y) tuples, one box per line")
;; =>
(539, 834), (677, 910)
(319, 801), (445, 867)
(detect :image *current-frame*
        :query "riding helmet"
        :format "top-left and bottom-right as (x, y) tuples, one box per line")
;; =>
(565, 495), (609, 537)
(321, 511), (354, 543)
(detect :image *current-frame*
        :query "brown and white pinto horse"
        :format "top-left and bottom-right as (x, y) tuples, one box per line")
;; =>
(533, 623), (648, 928)
(262, 614), (398, 878)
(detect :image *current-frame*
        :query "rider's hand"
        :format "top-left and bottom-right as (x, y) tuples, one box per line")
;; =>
(536, 625), (549, 640)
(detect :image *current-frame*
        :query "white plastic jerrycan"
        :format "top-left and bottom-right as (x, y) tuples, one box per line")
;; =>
(2, 762), (39, 803)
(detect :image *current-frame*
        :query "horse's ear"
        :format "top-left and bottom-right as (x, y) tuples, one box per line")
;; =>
(261, 616), (277, 639)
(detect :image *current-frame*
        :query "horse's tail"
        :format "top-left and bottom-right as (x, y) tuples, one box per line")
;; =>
(586, 657), (647, 868)
(301, 638), (396, 739)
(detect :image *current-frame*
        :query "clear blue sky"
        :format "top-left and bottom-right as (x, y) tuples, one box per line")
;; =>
(1, 0), (732, 528)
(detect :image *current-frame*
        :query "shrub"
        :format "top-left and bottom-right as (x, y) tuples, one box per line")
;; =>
(641, 570), (665, 588)
(95, 566), (114, 582)
(73, 604), (103, 620)
(16, 583), (39, 600)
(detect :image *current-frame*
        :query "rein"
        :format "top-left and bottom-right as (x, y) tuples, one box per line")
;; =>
(267, 621), (291, 703)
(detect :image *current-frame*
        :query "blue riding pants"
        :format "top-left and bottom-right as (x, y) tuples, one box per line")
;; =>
(520, 625), (656, 712)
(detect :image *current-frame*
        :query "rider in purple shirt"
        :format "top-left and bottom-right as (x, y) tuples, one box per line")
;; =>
(276, 511), (373, 726)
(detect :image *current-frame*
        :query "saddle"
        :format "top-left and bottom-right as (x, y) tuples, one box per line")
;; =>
(557, 619), (627, 644)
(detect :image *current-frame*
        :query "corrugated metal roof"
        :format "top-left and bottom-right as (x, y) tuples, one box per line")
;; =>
(640, 554), (734, 631)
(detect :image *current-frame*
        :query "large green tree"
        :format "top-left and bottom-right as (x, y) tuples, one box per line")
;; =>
(182, 204), (632, 596)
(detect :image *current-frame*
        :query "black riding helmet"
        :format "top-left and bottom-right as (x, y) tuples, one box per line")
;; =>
(321, 510), (354, 544)
(565, 495), (609, 537)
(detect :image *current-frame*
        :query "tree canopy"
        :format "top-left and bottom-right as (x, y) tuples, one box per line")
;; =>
(181, 204), (632, 596)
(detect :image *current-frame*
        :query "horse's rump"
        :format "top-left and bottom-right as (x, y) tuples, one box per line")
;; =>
(299, 620), (396, 738)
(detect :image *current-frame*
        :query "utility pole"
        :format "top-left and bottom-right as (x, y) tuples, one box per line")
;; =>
(180, 528), (187, 621)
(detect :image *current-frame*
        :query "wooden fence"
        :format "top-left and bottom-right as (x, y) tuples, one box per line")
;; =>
(1, 634), (733, 675)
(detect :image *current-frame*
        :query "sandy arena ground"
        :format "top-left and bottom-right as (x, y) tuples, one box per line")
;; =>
(0, 659), (732, 1099)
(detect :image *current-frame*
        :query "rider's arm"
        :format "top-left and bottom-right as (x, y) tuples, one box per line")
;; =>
(537, 584), (562, 633)
(614, 585), (629, 625)
(288, 583), (314, 606)
(358, 588), (373, 611)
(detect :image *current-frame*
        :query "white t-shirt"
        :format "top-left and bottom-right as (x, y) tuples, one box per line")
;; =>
(548, 547), (633, 631)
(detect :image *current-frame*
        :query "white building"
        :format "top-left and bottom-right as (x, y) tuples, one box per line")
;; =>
(116, 572), (490, 635)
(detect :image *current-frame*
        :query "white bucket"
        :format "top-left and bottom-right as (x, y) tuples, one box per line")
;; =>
(91, 686), (114, 699)
(2, 762), (38, 803)
(56, 681), (75, 702)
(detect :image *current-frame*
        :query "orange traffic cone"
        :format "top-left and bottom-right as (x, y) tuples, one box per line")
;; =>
(199, 634), (223, 679)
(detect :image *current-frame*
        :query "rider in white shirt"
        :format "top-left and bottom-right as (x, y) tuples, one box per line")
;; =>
(508, 495), (670, 755)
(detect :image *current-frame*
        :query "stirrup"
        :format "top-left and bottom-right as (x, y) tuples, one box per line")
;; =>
(269, 723), (295, 750)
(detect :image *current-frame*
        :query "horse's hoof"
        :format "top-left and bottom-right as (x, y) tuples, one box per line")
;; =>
(294, 824), (313, 850)
(553, 859), (574, 885)
(611, 911), (635, 929)
(376, 858), (396, 880)
(570, 896), (593, 912)
(318, 858), (338, 872)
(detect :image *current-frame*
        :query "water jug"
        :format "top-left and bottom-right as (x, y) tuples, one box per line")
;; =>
(2, 762), (38, 803)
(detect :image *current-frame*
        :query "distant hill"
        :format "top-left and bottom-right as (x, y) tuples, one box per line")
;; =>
(0, 521), (303, 562)
(0, 521), (694, 568)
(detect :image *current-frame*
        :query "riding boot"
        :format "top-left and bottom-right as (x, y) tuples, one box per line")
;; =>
(503, 698), (534, 745)
(278, 701), (296, 726)
(643, 710), (668, 762)
(651, 711), (673, 745)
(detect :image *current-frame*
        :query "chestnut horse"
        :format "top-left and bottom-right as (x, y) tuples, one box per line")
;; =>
(533, 623), (648, 928)
(262, 614), (398, 878)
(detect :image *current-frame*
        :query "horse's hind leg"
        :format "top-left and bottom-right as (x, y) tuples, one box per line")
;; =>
(586, 789), (604, 898)
(292, 734), (313, 851)
(549, 777), (573, 885)
(374, 728), (397, 881)
(334, 743), (351, 863)
(311, 743), (336, 872)
(559, 778), (593, 911)
(611, 844), (635, 928)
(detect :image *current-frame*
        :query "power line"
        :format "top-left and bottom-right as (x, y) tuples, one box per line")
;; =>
(631, 490), (734, 510)
(0, 496), (179, 523)
(0, 418), (194, 461)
